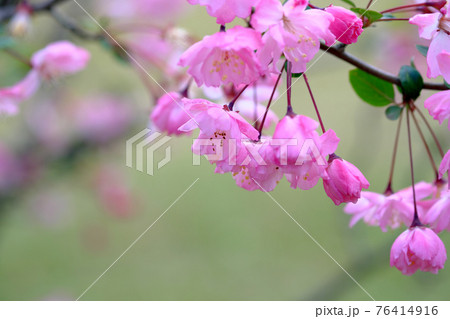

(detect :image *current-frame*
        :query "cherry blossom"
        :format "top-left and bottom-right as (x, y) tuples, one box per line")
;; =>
(424, 89), (450, 129)
(252, 0), (335, 73)
(324, 5), (363, 44)
(409, 4), (450, 82)
(390, 227), (447, 275)
(179, 26), (263, 87)
(150, 92), (192, 136)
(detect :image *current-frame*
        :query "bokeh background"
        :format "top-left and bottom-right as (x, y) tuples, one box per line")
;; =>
(0, 0), (449, 300)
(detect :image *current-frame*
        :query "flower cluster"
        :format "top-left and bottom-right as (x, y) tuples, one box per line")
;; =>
(146, 0), (450, 277)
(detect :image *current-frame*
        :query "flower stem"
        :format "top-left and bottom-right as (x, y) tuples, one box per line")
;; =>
(258, 64), (285, 139)
(381, 1), (446, 14)
(227, 84), (249, 111)
(406, 107), (423, 228)
(303, 73), (326, 134)
(286, 61), (294, 116)
(410, 106), (439, 181)
(414, 104), (445, 157)
(384, 110), (404, 195)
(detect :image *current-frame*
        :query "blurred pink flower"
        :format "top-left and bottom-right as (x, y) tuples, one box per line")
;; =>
(324, 5), (363, 44)
(323, 156), (369, 206)
(423, 189), (450, 232)
(179, 26), (263, 87)
(0, 143), (22, 193)
(187, 0), (255, 24)
(424, 89), (450, 130)
(252, 0), (335, 73)
(150, 92), (192, 135)
(390, 227), (446, 275)
(73, 96), (133, 143)
(233, 98), (278, 129)
(344, 182), (436, 231)
(409, 5), (450, 81)
(31, 41), (90, 79)
(0, 71), (40, 116)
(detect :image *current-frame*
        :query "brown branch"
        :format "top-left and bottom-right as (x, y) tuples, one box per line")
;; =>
(320, 43), (448, 91)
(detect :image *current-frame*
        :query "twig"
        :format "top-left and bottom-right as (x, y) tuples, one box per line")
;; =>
(320, 43), (447, 91)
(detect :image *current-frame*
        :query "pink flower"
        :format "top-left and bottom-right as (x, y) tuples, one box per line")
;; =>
(323, 156), (369, 205)
(31, 41), (90, 79)
(272, 114), (340, 190)
(424, 189), (450, 232)
(178, 98), (259, 173)
(179, 26), (263, 87)
(73, 96), (133, 143)
(150, 92), (192, 136)
(409, 5), (450, 81)
(324, 5), (363, 44)
(252, 0), (335, 73)
(0, 70), (40, 116)
(390, 227), (446, 275)
(232, 137), (283, 191)
(439, 149), (450, 180)
(187, 0), (255, 24)
(424, 90), (450, 130)
(344, 182), (435, 231)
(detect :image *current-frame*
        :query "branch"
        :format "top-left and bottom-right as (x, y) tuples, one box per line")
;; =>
(320, 43), (448, 91)
(50, 8), (103, 40)
(0, 0), (70, 22)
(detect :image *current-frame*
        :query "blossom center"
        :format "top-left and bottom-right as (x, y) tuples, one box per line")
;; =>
(439, 16), (450, 34)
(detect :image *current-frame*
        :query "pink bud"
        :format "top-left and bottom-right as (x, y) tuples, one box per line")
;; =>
(325, 5), (363, 44)
(439, 149), (450, 181)
(390, 227), (447, 275)
(323, 157), (369, 205)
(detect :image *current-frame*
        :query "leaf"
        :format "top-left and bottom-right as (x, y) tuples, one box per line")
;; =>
(385, 105), (403, 121)
(349, 69), (395, 107)
(339, 0), (356, 7)
(350, 8), (383, 24)
(398, 65), (423, 101)
(416, 45), (429, 57)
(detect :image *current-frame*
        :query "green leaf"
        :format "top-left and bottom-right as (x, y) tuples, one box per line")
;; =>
(416, 45), (429, 57)
(350, 8), (383, 24)
(339, 0), (356, 7)
(385, 105), (403, 121)
(398, 65), (423, 101)
(410, 57), (417, 69)
(445, 80), (450, 89)
(349, 69), (395, 107)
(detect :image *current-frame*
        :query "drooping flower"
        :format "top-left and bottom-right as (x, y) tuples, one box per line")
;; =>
(187, 0), (256, 24)
(344, 182), (436, 231)
(178, 98), (259, 173)
(179, 26), (263, 87)
(390, 227), (447, 275)
(323, 155), (369, 205)
(231, 137), (283, 192)
(0, 70), (40, 116)
(272, 114), (340, 190)
(409, 4), (450, 81)
(324, 5), (363, 44)
(252, 0), (335, 73)
(423, 189), (450, 232)
(31, 41), (90, 79)
(150, 92), (192, 136)
(424, 89), (450, 130)
(439, 149), (450, 180)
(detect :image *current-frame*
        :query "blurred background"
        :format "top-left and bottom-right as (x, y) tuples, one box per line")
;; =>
(0, 0), (448, 300)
